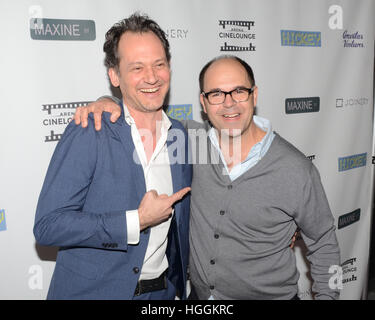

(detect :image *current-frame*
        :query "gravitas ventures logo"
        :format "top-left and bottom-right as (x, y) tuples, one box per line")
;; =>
(285, 97), (320, 114)
(30, 18), (96, 41)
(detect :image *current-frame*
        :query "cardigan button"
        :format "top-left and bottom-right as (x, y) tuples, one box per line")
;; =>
(133, 267), (140, 274)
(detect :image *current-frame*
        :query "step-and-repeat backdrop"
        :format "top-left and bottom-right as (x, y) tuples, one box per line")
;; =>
(0, 0), (374, 299)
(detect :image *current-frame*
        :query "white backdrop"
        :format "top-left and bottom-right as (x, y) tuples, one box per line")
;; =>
(0, 0), (374, 300)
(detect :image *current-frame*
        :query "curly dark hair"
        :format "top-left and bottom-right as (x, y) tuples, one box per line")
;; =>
(103, 12), (171, 71)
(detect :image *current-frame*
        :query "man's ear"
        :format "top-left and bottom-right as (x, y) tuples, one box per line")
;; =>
(200, 93), (208, 114)
(252, 86), (258, 106)
(108, 68), (120, 88)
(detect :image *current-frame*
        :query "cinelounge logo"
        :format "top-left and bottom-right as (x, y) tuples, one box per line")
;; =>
(42, 101), (92, 142)
(218, 20), (256, 52)
(30, 18), (96, 41)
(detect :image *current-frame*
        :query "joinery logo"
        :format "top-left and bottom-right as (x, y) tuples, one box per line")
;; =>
(0, 209), (7, 232)
(336, 97), (369, 108)
(285, 97), (320, 114)
(30, 18), (96, 41)
(338, 153), (367, 172)
(167, 105), (193, 121)
(165, 28), (188, 40)
(338, 209), (360, 230)
(341, 258), (358, 286)
(218, 20), (256, 52)
(42, 101), (92, 142)
(281, 30), (321, 47)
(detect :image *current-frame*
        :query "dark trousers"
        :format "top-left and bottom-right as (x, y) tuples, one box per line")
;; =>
(133, 279), (176, 300)
(188, 284), (300, 300)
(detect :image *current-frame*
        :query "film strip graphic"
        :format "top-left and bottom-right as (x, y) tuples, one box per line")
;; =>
(219, 20), (254, 30)
(45, 130), (63, 142)
(42, 101), (92, 115)
(43, 101), (92, 142)
(220, 42), (255, 52)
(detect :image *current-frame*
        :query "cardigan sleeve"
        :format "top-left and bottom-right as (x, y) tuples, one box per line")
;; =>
(295, 164), (341, 300)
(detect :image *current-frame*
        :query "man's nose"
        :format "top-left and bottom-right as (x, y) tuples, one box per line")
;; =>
(223, 92), (235, 107)
(144, 66), (157, 83)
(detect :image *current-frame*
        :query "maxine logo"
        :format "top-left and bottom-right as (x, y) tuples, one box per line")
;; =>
(281, 30), (321, 47)
(0, 209), (7, 232)
(30, 18), (96, 41)
(338, 209), (361, 229)
(338, 153), (367, 172)
(285, 97), (320, 114)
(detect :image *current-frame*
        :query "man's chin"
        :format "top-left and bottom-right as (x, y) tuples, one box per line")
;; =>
(218, 128), (243, 139)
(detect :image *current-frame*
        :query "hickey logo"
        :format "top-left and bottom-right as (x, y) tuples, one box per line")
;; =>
(338, 153), (367, 172)
(167, 105), (193, 121)
(30, 18), (96, 41)
(338, 208), (361, 229)
(281, 30), (321, 47)
(285, 97), (320, 114)
(0, 209), (7, 232)
(218, 20), (256, 52)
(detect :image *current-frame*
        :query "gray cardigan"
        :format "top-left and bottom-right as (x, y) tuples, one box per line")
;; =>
(184, 120), (340, 300)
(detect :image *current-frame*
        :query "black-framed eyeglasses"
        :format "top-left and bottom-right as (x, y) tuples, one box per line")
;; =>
(201, 86), (255, 105)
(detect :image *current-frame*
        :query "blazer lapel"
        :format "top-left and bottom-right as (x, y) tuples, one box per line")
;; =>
(112, 112), (146, 201)
(167, 122), (183, 225)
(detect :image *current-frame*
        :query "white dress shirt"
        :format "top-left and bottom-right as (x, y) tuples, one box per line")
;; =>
(123, 105), (174, 280)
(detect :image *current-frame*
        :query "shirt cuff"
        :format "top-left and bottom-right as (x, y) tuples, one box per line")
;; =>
(126, 210), (140, 244)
